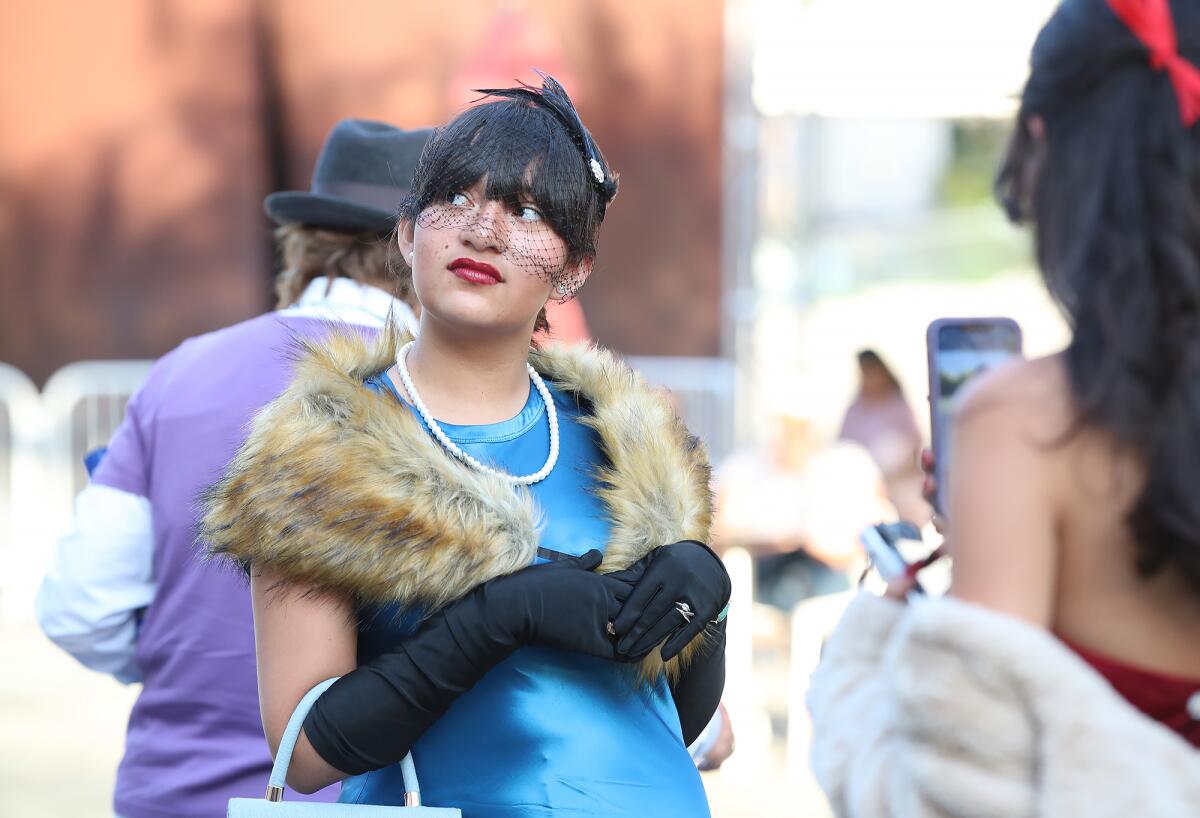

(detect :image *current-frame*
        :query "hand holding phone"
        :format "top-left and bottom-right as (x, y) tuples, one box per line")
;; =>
(926, 318), (1023, 513)
(859, 522), (943, 598)
(919, 448), (947, 534)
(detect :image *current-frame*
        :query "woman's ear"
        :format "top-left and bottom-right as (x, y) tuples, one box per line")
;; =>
(395, 219), (416, 265)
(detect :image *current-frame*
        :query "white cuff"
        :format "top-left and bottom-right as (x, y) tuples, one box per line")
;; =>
(35, 483), (155, 682)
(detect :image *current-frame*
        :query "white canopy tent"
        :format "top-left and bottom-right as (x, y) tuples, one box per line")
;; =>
(751, 0), (1059, 119)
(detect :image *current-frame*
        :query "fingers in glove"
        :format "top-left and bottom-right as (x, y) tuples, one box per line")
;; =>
(601, 556), (652, 586)
(615, 583), (680, 654)
(611, 575), (662, 639)
(573, 571), (635, 657)
(620, 607), (687, 660)
(660, 616), (709, 662)
(596, 574), (634, 604)
(563, 583), (630, 661)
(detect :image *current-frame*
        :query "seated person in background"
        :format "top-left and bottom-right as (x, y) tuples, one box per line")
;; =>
(714, 405), (893, 611)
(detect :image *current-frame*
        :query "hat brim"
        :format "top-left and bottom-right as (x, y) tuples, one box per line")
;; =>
(263, 191), (400, 235)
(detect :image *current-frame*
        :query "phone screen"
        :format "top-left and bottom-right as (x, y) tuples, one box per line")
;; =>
(929, 319), (1023, 510)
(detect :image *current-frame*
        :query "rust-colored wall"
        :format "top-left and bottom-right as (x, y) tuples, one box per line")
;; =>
(0, 1), (270, 384)
(1, 0), (722, 384)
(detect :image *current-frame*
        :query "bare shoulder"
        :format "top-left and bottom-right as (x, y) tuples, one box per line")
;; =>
(945, 355), (1068, 625)
(956, 353), (1074, 442)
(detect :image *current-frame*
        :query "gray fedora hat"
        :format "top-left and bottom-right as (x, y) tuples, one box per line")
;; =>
(264, 119), (432, 235)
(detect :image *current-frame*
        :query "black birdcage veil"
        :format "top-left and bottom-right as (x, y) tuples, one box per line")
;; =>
(398, 72), (617, 301)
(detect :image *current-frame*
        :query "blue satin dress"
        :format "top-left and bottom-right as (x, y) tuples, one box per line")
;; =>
(338, 372), (710, 817)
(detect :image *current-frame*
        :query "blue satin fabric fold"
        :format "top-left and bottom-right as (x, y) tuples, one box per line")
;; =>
(346, 374), (709, 817)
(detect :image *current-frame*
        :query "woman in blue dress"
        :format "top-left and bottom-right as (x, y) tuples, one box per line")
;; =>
(203, 73), (730, 816)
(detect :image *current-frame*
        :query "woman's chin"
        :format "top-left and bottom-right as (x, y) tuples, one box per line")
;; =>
(424, 305), (530, 338)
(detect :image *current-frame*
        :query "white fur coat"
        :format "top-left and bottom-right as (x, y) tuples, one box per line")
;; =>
(807, 593), (1200, 817)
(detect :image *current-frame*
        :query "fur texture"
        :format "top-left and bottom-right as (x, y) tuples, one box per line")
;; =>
(201, 325), (714, 680)
(807, 593), (1200, 817)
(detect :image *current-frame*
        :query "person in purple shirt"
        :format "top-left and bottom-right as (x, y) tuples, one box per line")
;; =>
(34, 119), (430, 818)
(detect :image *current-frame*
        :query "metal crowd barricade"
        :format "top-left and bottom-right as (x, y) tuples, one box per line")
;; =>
(717, 546), (778, 774)
(41, 361), (153, 502)
(1, 360), (152, 622)
(0, 364), (42, 618)
(625, 355), (736, 464)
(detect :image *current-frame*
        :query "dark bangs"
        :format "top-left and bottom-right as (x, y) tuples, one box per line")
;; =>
(399, 100), (604, 264)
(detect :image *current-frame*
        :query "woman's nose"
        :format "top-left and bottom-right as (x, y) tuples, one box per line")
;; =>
(460, 200), (507, 251)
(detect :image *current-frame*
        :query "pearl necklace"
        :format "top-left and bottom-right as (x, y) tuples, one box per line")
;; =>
(395, 340), (559, 485)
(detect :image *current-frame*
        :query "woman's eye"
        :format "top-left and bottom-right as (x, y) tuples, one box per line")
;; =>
(517, 204), (543, 222)
(449, 192), (470, 206)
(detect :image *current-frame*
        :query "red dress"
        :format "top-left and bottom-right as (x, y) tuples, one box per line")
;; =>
(1062, 638), (1200, 748)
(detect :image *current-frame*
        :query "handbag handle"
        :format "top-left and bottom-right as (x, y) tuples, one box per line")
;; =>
(267, 677), (424, 807)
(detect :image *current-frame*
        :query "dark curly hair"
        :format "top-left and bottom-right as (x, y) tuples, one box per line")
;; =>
(997, 0), (1200, 594)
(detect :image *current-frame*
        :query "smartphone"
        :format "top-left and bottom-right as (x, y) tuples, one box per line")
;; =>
(859, 522), (931, 595)
(927, 317), (1023, 512)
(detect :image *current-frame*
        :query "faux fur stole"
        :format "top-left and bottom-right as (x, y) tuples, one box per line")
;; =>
(201, 325), (714, 676)
(810, 594), (1200, 817)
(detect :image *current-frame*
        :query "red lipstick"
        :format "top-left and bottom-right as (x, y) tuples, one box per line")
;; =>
(448, 257), (503, 285)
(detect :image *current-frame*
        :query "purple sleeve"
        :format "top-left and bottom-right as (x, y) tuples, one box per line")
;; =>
(92, 385), (151, 498)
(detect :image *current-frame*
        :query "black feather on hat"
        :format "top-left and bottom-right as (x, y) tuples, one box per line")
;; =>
(474, 71), (619, 211)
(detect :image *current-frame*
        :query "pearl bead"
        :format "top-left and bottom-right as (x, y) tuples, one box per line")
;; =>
(395, 341), (559, 485)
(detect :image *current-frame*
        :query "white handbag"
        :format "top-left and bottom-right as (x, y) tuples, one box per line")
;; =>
(228, 678), (461, 817)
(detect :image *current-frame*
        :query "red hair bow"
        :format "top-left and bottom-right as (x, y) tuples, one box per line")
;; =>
(1108, 0), (1200, 126)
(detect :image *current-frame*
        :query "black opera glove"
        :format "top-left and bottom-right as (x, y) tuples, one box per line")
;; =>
(303, 550), (635, 776)
(609, 540), (731, 662)
(479, 548), (635, 659)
